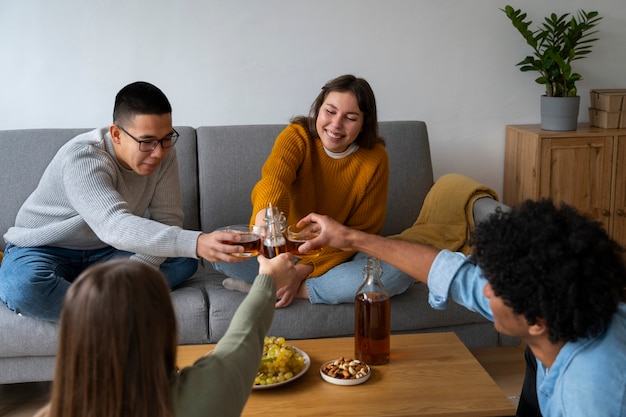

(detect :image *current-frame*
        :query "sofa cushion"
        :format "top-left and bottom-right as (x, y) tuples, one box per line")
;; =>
(0, 301), (59, 357)
(0, 128), (91, 252)
(173, 126), (200, 231)
(378, 121), (434, 236)
(170, 283), (210, 344)
(0, 279), (209, 357)
(0, 281), (209, 384)
(196, 124), (285, 232)
(204, 267), (494, 346)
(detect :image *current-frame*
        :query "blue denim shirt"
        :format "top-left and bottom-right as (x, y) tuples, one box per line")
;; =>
(428, 250), (626, 417)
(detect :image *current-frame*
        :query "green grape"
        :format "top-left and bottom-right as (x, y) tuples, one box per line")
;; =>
(254, 335), (305, 386)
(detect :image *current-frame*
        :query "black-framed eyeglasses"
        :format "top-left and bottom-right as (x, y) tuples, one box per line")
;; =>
(116, 125), (179, 152)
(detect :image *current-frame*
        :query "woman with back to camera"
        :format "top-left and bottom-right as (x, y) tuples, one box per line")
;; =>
(214, 74), (414, 307)
(34, 254), (294, 417)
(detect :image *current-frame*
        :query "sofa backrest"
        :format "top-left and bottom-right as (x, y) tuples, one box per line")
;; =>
(171, 126), (201, 231)
(0, 128), (87, 251)
(379, 121), (433, 235)
(196, 121), (433, 236)
(196, 124), (284, 233)
(0, 121), (433, 252)
(0, 127), (200, 251)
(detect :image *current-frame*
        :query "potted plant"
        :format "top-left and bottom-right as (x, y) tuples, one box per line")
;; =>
(502, 5), (602, 130)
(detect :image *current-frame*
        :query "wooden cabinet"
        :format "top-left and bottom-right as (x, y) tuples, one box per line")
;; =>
(504, 124), (626, 249)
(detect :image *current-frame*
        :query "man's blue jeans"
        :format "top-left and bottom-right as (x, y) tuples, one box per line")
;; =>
(0, 244), (198, 322)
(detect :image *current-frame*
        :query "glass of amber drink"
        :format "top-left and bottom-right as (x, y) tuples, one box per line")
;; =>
(219, 225), (262, 257)
(286, 223), (322, 259)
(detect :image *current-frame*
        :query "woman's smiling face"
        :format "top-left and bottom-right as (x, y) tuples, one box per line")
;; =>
(315, 91), (364, 153)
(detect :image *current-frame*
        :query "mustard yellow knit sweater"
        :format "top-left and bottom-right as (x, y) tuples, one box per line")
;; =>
(250, 123), (389, 277)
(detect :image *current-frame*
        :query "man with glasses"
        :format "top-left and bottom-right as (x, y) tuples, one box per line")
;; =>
(0, 81), (246, 322)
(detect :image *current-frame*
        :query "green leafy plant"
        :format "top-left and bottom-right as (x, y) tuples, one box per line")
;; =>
(502, 5), (602, 97)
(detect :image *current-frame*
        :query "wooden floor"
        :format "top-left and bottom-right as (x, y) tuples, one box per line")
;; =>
(0, 344), (526, 416)
(0, 381), (50, 417)
(472, 343), (526, 407)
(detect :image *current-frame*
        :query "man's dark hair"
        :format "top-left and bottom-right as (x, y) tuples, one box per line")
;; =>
(113, 81), (171, 126)
(472, 199), (626, 344)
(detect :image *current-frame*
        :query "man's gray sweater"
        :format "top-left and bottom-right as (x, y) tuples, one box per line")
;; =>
(4, 128), (200, 266)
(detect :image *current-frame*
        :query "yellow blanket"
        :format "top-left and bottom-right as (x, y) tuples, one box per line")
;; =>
(389, 173), (499, 254)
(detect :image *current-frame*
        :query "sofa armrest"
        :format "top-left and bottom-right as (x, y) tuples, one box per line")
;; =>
(472, 197), (510, 225)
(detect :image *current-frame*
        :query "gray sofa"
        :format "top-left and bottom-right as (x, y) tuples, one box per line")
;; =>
(0, 121), (514, 385)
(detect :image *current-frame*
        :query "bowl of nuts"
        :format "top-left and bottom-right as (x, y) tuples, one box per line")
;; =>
(320, 357), (371, 386)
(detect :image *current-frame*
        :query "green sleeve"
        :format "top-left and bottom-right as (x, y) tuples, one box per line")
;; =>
(170, 274), (276, 417)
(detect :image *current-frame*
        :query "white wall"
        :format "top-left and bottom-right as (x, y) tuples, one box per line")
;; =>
(1, 0), (625, 196)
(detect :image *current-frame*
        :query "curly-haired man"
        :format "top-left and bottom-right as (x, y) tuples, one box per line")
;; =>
(298, 199), (626, 417)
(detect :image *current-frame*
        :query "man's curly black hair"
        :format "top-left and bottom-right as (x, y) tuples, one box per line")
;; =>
(471, 199), (626, 344)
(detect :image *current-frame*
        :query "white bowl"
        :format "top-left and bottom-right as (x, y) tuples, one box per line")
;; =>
(319, 359), (371, 386)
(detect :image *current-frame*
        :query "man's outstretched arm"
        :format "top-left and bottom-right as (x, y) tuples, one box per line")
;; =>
(297, 213), (440, 285)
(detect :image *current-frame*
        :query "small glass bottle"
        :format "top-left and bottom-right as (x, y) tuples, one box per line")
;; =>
(354, 257), (390, 365)
(262, 204), (287, 258)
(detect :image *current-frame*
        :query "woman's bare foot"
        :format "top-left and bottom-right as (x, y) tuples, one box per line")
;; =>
(275, 263), (312, 308)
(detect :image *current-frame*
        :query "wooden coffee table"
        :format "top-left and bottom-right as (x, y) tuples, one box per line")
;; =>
(177, 332), (516, 417)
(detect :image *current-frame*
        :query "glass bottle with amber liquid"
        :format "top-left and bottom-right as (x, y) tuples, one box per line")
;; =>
(354, 257), (390, 365)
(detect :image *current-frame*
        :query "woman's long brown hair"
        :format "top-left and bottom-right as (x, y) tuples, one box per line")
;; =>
(47, 259), (178, 417)
(291, 74), (384, 149)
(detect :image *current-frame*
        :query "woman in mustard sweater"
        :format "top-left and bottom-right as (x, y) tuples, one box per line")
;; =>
(214, 74), (413, 307)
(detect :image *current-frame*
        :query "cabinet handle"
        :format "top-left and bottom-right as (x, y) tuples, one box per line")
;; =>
(618, 209), (625, 217)
(602, 210), (610, 216)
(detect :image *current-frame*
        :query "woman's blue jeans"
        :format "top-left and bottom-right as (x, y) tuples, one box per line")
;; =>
(212, 252), (414, 304)
(0, 244), (198, 322)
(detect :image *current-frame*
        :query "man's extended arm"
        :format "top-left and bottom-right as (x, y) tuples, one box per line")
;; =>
(297, 213), (440, 285)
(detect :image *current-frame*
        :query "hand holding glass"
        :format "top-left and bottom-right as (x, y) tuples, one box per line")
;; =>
(286, 223), (322, 258)
(218, 225), (261, 257)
